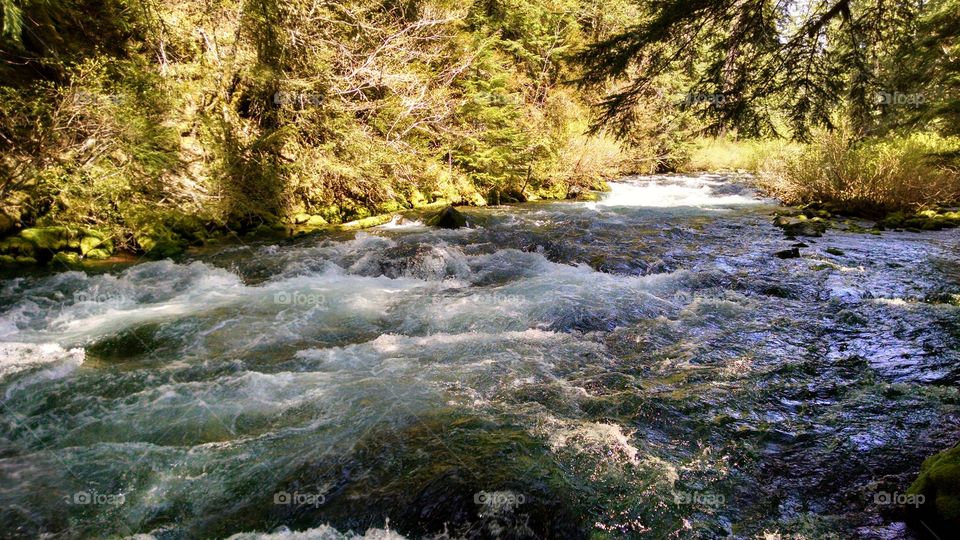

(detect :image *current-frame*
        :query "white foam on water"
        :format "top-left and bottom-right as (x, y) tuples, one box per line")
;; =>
(223, 524), (407, 540)
(0, 342), (84, 381)
(127, 524), (407, 540)
(377, 215), (424, 229)
(590, 176), (762, 208)
(544, 418), (641, 465)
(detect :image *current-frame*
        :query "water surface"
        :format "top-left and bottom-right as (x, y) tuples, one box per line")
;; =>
(1, 175), (958, 539)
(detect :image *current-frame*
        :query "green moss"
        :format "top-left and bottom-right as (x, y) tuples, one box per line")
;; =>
(52, 251), (83, 265)
(907, 444), (960, 530)
(20, 227), (78, 251)
(336, 213), (394, 230)
(84, 248), (112, 260)
(80, 234), (113, 256)
(0, 236), (36, 257)
(773, 215), (829, 237)
(305, 215), (328, 227)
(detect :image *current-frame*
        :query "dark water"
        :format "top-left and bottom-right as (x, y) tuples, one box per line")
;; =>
(1, 174), (958, 539)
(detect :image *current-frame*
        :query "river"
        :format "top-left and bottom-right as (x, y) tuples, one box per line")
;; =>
(1, 174), (958, 539)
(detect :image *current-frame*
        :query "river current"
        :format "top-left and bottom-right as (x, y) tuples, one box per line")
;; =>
(1, 175), (958, 539)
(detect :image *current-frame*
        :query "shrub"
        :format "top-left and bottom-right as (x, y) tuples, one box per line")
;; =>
(757, 130), (960, 215)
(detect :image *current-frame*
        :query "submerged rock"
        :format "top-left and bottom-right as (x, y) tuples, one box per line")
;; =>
(774, 247), (801, 259)
(425, 206), (469, 229)
(906, 444), (960, 533)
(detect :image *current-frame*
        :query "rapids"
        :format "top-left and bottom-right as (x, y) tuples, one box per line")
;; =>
(1, 174), (958, 539)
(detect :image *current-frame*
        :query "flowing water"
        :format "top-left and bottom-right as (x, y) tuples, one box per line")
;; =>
(1, 174), (959, 539)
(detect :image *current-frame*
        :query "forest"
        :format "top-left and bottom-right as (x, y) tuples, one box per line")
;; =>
(1, 0), (957, 262)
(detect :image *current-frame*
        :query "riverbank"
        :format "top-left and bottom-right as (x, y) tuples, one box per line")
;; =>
(0, 185), (609, 270)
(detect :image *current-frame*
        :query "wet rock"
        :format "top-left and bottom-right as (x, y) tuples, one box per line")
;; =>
(905, 444), (960, 534)
(774, 247), (801, 259)
(880, 209), (960, 232)
(825, 247), (845, 256)
(774, 215), (829, 237)
(425, 206), (469, 229)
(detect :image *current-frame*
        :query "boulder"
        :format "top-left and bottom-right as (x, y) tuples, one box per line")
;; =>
(906, 444), (960, 534)
(425, 206), (469, 229)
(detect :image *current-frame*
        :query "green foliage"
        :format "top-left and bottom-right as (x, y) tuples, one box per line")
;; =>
(577, 0), (958, 140)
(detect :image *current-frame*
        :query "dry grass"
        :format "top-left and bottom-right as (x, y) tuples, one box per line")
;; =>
(757, 130), (960, 215)
(686, 137), (804, 173)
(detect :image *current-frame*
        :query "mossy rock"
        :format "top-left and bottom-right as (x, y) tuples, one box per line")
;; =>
(316, 205), (342, 224)
(135, 228), (185, 258)
(336, 213), (394, 231)
(906, 444), (960, 533)
(409, 189), (429, 208)
(305, 215), (328, 227)
(79, 234), (113, 256)
(52, 251), (83, 266)
(881, 210), (960, 232)
(0, 236), (36, 257)
(20, 226), (79, 251)
(292, 213), (311, 225)
(773, 215), (829, 237)
(84, 248), (112, 260)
